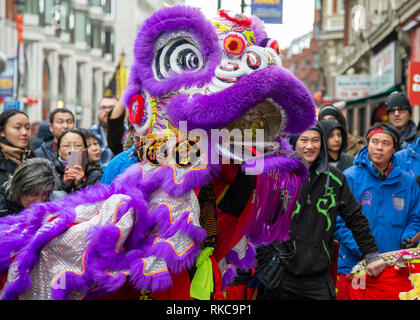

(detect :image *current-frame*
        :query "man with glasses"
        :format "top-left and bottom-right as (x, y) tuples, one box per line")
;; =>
(89, 95), (118, 166)
(335, 122), (420, 299)
(385, 92), (419, 150)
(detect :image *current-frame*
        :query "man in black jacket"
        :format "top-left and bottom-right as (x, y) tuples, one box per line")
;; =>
(257, 124), (385, 300)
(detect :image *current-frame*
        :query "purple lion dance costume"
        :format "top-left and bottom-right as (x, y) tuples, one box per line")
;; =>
(0, 6), (315, 300)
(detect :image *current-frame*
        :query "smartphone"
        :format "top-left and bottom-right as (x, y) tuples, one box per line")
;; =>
(67, 150), (87, 169)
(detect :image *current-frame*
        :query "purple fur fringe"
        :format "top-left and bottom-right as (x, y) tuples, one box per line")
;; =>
(244, 155), (308, 245)
(166, 66), (316, 135)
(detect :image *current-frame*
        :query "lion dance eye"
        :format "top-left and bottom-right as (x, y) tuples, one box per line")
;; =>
(246, 52), (261, 70)
(154, 38), (203, 80)
(223, 33), (247, 57)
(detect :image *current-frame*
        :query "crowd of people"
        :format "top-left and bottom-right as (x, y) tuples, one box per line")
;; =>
(0, 95), (120, 217)
(0, 90), (419, 300)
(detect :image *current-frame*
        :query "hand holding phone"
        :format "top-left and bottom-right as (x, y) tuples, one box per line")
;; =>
(67, 150), (87, 169)
(67, 150), (82, 169)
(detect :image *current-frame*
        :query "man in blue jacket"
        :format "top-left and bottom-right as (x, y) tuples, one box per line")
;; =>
(335, 122), (420, 299)
(394, 137), (420, 178)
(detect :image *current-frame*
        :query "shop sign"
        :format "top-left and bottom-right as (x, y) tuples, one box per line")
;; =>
(251, 0), (283, 24)
(408, 61), (420, 105)
(370, 41), (396, 95)
(0, 58), (15, 97)
(335, 74), (370, 100)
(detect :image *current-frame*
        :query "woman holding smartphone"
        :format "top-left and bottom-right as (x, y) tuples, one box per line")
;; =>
(53, 128), (102, 193)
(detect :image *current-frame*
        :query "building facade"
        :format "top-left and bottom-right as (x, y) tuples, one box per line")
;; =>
(0, 0), (182, 128)
(327, 0), (420, 136)
(280, 1), (322, 105)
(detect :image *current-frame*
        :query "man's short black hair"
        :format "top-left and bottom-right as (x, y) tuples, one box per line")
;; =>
(49, 108), (75, 124)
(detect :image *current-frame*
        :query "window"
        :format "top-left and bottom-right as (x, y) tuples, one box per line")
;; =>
(58, 64), (65, 102)
(305, 56), (311, 68)
(42, 0), (55, 25)
(76, 67), (83, 127)
(23, 50), (28, 97)
(104, 0), (113, 14)
(42, 59), (51, 120)
(104, 28), (114, 58)
(75, 11), (87, 43)
(347, 109), (354, 135)
(89, 0), (102, 6)
(358, 107), (366, 137)
(90, 20), (102, 49)
(24, 1), (39, 15)
(313, 54), (319, 69)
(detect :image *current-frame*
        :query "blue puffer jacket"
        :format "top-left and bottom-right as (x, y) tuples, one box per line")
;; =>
(101, 145), (138, 185)
(335, 146), (420, 275)
(394, 137), (420, 177)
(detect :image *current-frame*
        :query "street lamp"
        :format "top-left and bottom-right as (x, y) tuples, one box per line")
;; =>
(14, 0), (25, 101)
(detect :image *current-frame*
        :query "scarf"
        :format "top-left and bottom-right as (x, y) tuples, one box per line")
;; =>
(0, 138), (34, 166)
(371, 159), (392, 180)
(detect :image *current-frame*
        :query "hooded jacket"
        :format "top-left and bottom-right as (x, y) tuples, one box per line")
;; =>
(394, 137), (420, 177)
(34, 139), (56, 160)
(335, 146), (420, 274)
(318, 119), (355, 172)
(272, 124), (378, 276)
(399, 120), (419, 150)
(318, 105), (365, 156)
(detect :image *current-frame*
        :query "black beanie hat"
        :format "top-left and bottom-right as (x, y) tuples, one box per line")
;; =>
(318, 105), (347, 130)
(385, 92), (411, 115)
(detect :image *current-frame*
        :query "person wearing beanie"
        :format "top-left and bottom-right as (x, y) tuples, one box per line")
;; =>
(318, 119), (355, 172)
(318, 105), (364, 157)
(385, 92), (419, 150)
(256, 124), (384, 300)
(335, 122), (420, 299)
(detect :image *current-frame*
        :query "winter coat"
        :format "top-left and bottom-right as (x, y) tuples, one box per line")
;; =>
(394, 137), (420, 177)
(318, 119), (355, 172)
(88, 124), (116, 166)
(0, 150), (19, 187)
(52, 158), (103, 194)
(34, 139), (56, 160)
(0, 186), (24, 217)
(106, 110), (129, 156)
(101, 145), (138, 185)
(273, 125), (378, 276)
(346, 133), (364, 157)
(0, 146), (36, 186)
(399, 120), (419, 150)
(335, 146), (420, 274)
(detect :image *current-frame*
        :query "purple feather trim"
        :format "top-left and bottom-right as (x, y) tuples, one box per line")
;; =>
(250, 15), (268, 44)
(153, 205), (205, 241)
(243, 155), (308, 245)
(225, 243), (256, 271)
(112, 162), (221, 199)
(221, 265), (237, 292)
(127, 253), (173, 293)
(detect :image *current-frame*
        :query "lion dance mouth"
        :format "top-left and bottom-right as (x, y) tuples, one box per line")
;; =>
(0, 6), (315, 300)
